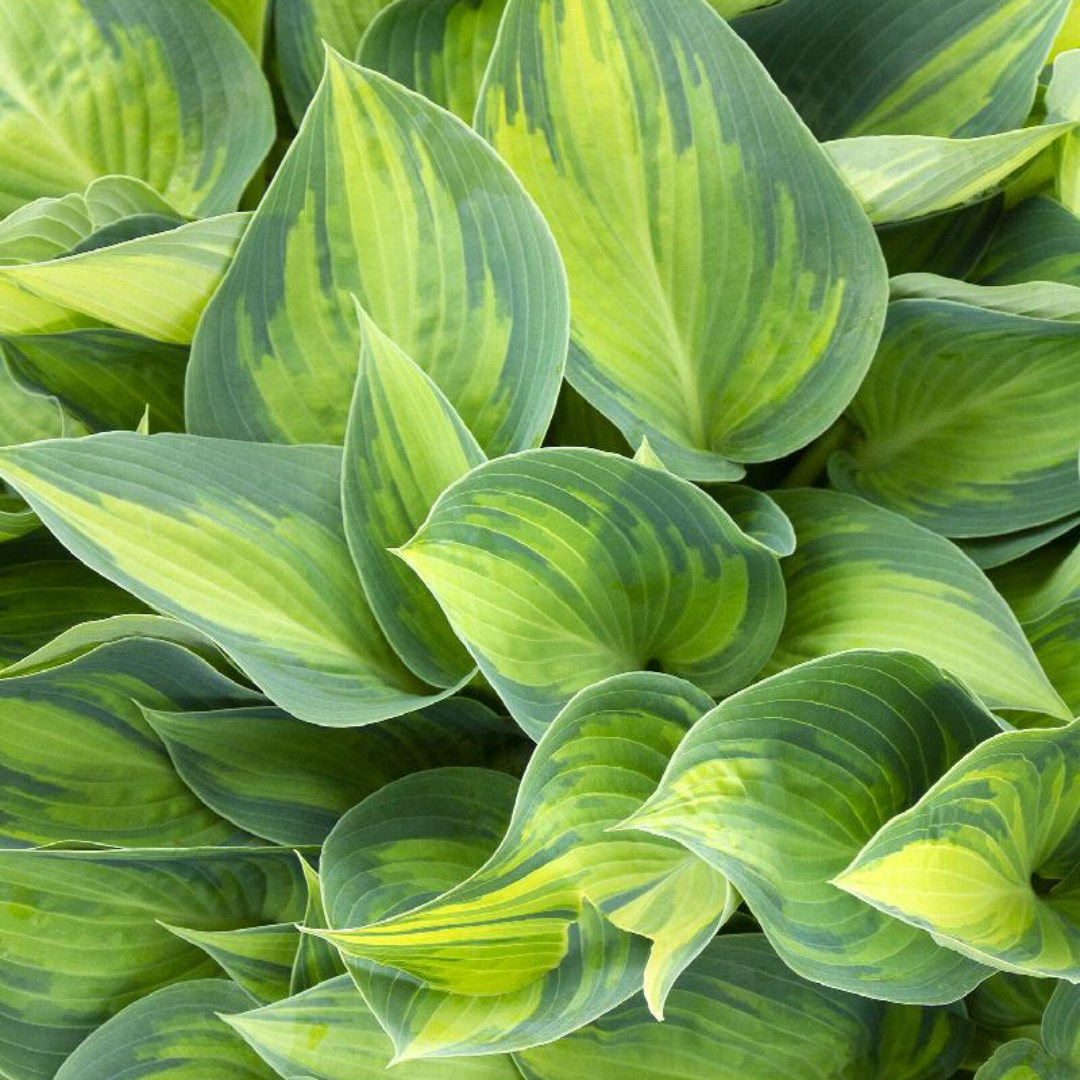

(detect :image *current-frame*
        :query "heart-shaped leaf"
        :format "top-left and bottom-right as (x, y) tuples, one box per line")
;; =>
(836, 722), (1080, 981)
(625, 650), (1001, 1002)
(398, 448), (786, 737)
(187, 51), (567, 457)
(477, 0), (887, 480)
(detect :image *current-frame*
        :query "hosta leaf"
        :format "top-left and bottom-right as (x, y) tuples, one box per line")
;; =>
(889, 275), (1080, 321)
(836, 723), (1080, 980)
(187, 51), (567, 458)
(0, 494), (39, 545)
(274, 0), (396, 124)
(878, 199), (1004, 280)
(0, 636), (257, 848)
(143, 697), (520, 845)
(1, 613), (226, 679)
(959, 515), (1080, 571)
(993, 535), (1080, 626)
(0, 0), (273, 217)
(767, 489), (1069, 721)
(207, 0), (272, 56)
(974, 982), (1080, 1078)
(516, 934), (972, 1080)
(358, 0), (507, 121)
(0, 214), (249, 344)
(225, 975), (520, 1079)
(2, 329), (188, 433)
(342, 306), (482, 688)
(974, 196), (1080, 286)
(53, 981), (278, 1080)
(827, 126), (1072, 225)
(321, 767), (650, 1059)
(315, 674), (732, 1018)
(0, 845), (305, 1080)
(398, 448), (785, 737)
(709, 0), (785, 14)
(0, 433), (443, 726)
(710, 484), (797, 558)
(290, 857), (345, 995)
(0, 359), (70, 444)
(0, 534), (144, 665)
(0, 195), (93, 266)
(1023, 605), (1080, 720)
(162, 924), (298, 1005)
(477, 0), (886, 480)
(831, 300), (1080, 538)
(625, 650), (1001, 1002)
(736, 0), (1071, 140)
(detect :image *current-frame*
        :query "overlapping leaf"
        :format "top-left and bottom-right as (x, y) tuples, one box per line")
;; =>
(737, 0), (1071, 139)
(144, 697), (521, 845)
(320, 766), (655, 1059)
(0, 0), (273, 216)
(0, 433), (445, 726)
(0, 636), (260, 847)
(836, 722), (1080, 981)
(187, 51), (568, 457)
(342, 306), (483, 687)
(766, 489), (1069, 721)
(52, 981), (278, 1080)
(831, 298), (1080, 538)
(316, 674), (733, 1019)
(516, 935), (972, 1080)
(625, 650), (1001, 1002)
(0, 845), (305, 1080)
(226, 975), (521, 1079)
(358, 0), (507, 121)
(398, 448), (786, 736)
(477, 0), (886, 480)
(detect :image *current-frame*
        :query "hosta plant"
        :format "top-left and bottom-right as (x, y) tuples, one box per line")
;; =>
(0, 0), (1078, 1078)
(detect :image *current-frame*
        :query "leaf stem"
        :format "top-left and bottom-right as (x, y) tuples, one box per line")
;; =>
(779, 418), (854, 489)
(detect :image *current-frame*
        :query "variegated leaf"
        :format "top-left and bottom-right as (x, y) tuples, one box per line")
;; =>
(274, 0), (396, 123)
(0, 534), (143, 665)
(0, 636), (260, 848)
(0, 0), (273, 217)
(625, 650), (1001, 1002)
(187, 51), (567, 457)
(320, 767), (649, 1059)
(831, 299), (1080, 538)
(766, 489), (1069, 721)
(358, 0), (507, 121)
(836, 723), (1080, 981)
(0, 433), (445, 726)
(0, 846), (305, 1080)
(398, 448), (785, 737)
(0, 214), (248, 344)
(342, 306), (483, 687)
(516, 934), (973, 1080)
(974, 196), (1080, 286)
(314, 674), (733, 1019)
(162, 924), (299, 1005)
(225, 975), (520, 1079)
(143, 697), (521, 845)
(477, 0), (886, 480)
(737, 0), (1071, 139)
(53, 981), (278, 1080)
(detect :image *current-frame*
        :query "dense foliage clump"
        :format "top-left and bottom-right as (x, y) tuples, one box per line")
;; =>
(0, 1), (1078, 1078)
